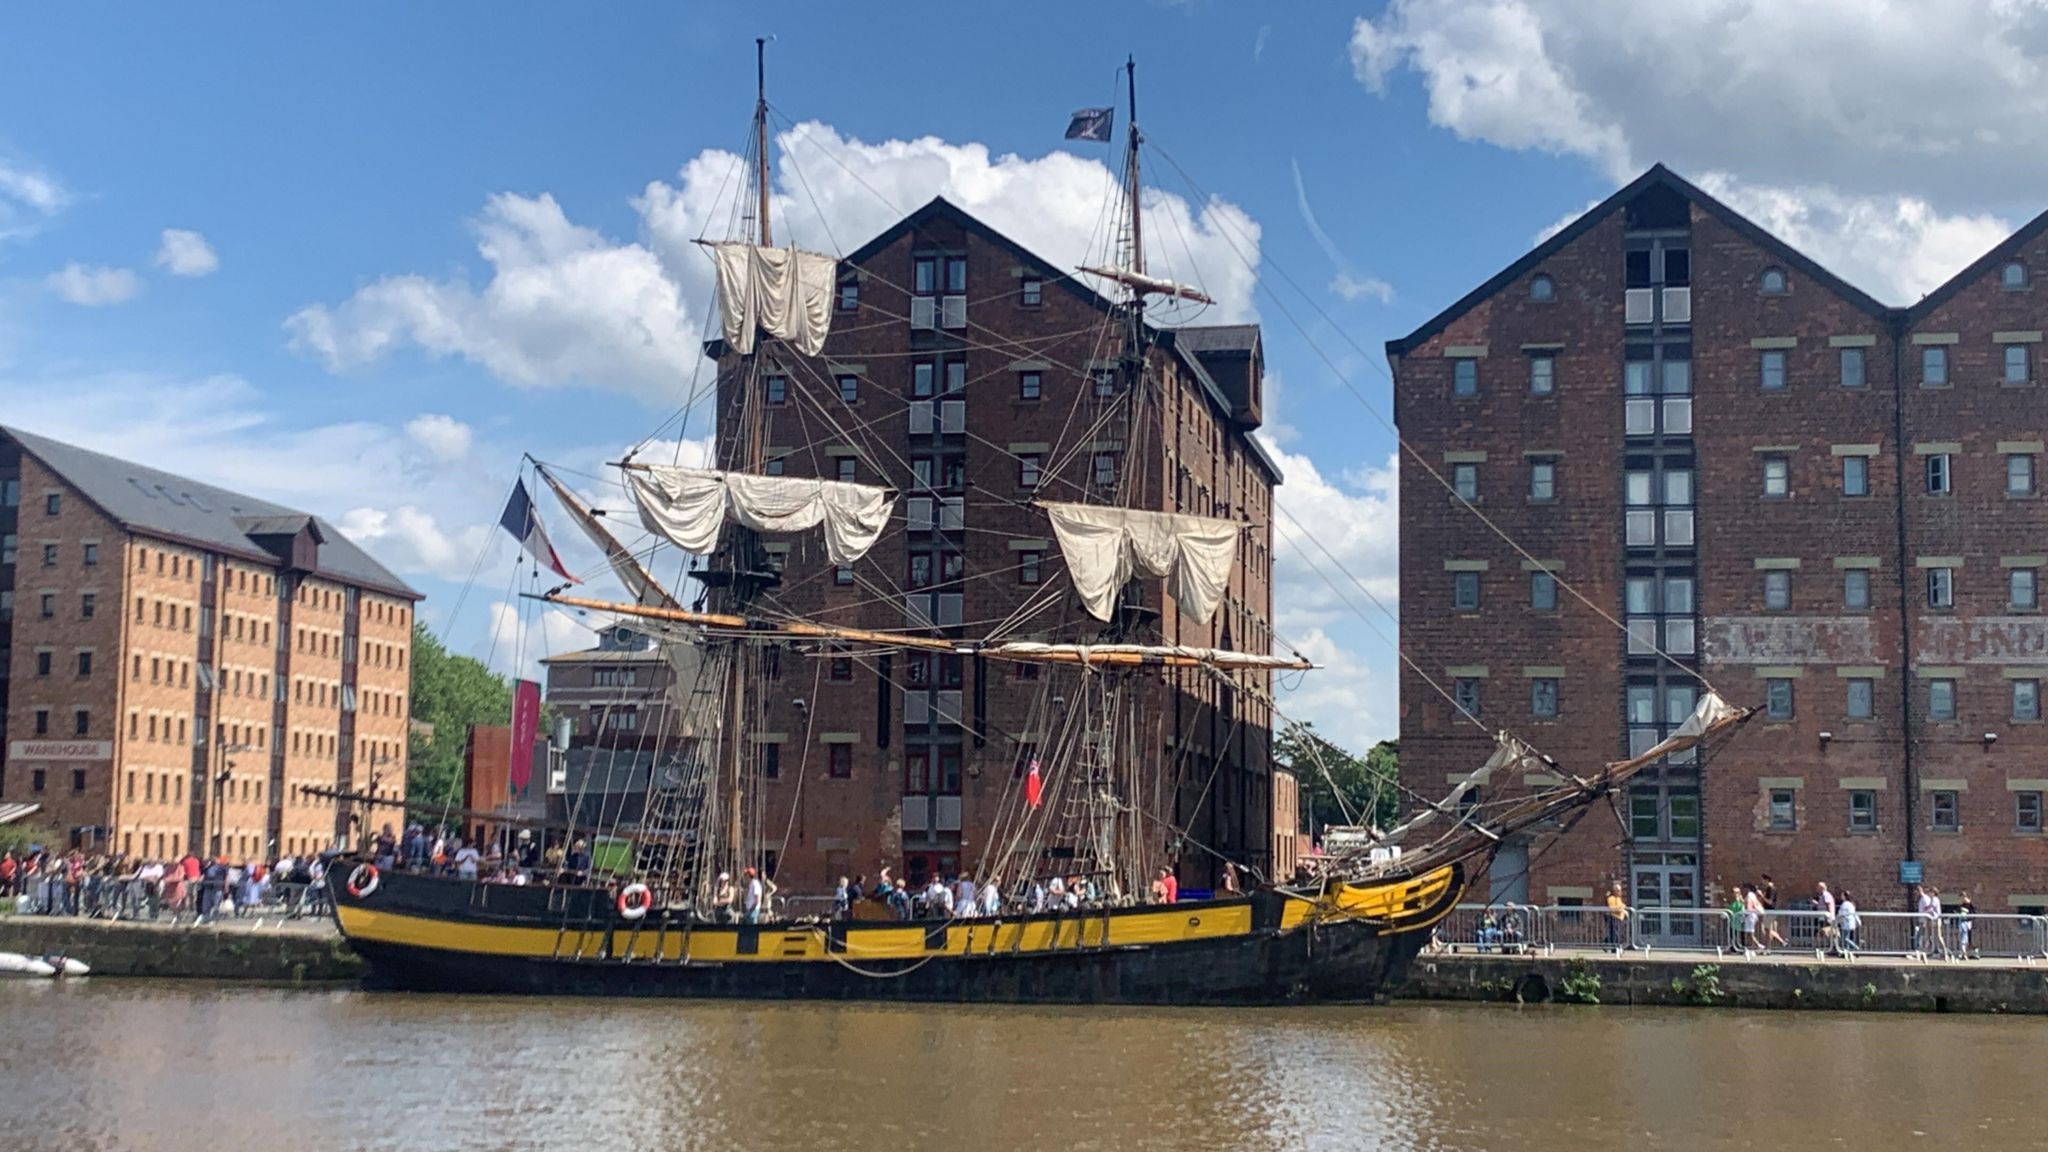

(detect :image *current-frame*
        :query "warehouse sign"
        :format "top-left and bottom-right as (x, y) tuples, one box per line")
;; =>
(8, 740), (114, 762)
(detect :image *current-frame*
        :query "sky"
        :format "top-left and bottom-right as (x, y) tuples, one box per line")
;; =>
(3, 1), (2045, 753)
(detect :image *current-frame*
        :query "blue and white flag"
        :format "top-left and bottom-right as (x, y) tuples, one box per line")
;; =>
(1065, 107), (1114, 142)
(498, 478), (578, 583)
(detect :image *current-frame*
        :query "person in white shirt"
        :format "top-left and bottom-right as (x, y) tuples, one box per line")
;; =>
(453, 842), (482, 880)
(923, 876), (950, 917)
(954, 873), (978, 917)
(977, 877), (1002, 917)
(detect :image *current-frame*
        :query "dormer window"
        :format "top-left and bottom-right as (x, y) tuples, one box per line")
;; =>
(1529, 274), (1555, 302)
(1760, 267), (1788, 296)
(2003, 261), (2028, 291)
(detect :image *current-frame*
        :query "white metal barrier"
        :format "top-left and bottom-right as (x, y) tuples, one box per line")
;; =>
(1430, 904), (2048, 961)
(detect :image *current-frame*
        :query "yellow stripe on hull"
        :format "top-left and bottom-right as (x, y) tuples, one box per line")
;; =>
(339, 899), (1274, 965)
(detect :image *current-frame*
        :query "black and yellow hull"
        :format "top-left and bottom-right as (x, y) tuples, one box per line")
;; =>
(326, 864), (1464, 1005)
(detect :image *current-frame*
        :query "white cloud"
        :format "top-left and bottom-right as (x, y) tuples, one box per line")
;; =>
(1354, 0), (2044, 303)
(0, 160), (65, 242)
(1290, 157), (1393, 305)
(337, 505), (491, 583)
(404, 413), (473, 462)
(1330, 272), (1395, 304)
(1260, 439), (1402, 747)
(1351, 0), (2048, 198)
(292, 122), (1263, 399)
(1254, 24), (1271, 63)
(1696, 174), (2014, 304)
(485, 599), (597, 680)
(47, 263), (142, 306)
(286, 192), (701, 400)
(155, 229), (219, 277)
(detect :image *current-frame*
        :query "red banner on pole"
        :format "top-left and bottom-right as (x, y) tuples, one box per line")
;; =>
(1024, 759), (1043, 809)
(509, 679), (541, 794)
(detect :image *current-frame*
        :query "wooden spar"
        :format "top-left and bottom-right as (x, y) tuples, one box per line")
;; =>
(534, 593), (1309, 671)
(534, 465), (680, 611)
(537, 591), (961, 653)
(754, 37), (772, 247)
(983, 647), (1313, 671)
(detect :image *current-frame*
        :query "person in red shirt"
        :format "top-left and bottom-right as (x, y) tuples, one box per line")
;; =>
(1156, 866), (1179, 904)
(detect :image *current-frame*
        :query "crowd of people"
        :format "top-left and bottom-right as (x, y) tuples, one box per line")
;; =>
(822, 862), (1235, 923)
(0, 845), (330, 922)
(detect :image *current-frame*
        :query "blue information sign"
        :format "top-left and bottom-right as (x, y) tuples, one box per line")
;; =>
(1898, 860), (1924, 885)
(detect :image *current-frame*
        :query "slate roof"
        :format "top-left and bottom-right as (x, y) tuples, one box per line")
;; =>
(1387, 164), (1898, 357)
(4, 424), (420, 600)
(1168, 324), (1261, 356)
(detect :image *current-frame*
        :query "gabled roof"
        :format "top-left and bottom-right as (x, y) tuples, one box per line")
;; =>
(3, 425), (420, 600)
(1905, 205), (2048, 322)
(1169, 324), (1261, 356)
(840, 197), (1283, 484)
(1387, 164), (1895, 357)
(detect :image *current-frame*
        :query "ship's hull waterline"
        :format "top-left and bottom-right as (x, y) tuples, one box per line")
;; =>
(327, 864), (1464, 1005)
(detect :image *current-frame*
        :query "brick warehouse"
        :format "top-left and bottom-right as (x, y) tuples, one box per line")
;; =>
(0, 427), (418, 861)
(1391, 165), (2048, 926)
(692, 197), (1283, 896)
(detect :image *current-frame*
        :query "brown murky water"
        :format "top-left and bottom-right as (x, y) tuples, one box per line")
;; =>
(0, 981), (2035, 1151)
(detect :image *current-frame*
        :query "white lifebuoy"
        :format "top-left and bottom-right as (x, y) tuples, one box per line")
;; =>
(617, 883), (653, 921)
(347, 864), (380, 899)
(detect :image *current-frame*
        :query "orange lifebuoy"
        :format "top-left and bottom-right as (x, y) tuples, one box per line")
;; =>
(347, 864), (380, 898)
(617, 882), (652, 921)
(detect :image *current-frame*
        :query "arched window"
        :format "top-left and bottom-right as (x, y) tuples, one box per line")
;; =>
(1760, 267), (1788, 296)
(1529, 273), (1555, 302)
(2003, 261), (2028, 290)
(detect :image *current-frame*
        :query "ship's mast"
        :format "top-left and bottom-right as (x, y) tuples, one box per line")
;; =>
(754, 37), (773, 247)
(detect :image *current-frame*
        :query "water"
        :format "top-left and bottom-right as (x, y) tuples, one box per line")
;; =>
(0, 982), (2035, 1151)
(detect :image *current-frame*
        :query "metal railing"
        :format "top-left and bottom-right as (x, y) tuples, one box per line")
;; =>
(1429, 903), (2048, 962)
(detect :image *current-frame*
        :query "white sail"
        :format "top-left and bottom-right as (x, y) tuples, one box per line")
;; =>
(711, 242), (836, 356)
(1042, 501), (1238, 626)
(987, 641), (1310, 671)
(629, 466), (894, 566)
(537, 466), (680, 611)
(1077, 264), (1215, 305)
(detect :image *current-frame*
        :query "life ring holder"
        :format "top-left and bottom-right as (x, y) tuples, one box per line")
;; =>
(617, 883), (653, 921)
(347, 864), (380, 899)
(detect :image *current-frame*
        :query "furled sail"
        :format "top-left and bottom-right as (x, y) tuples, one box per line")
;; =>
(1041, 501), (1238, 625)
(710, 241), (836, 356)
(628, 466), (894, 566)
(1077, 264), (1216, 305)
(986, 641), (1310, 671)
(536, 465), (680, 610)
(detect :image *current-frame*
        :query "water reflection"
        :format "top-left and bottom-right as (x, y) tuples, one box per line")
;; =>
(0, 983), (2038, 1151)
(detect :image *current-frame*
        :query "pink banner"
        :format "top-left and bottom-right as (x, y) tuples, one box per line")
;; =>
(509, 679), (541, 793)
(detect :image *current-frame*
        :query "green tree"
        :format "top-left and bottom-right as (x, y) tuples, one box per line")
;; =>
(406, 622), (513, 814)
(1275, 721), (1399, 835)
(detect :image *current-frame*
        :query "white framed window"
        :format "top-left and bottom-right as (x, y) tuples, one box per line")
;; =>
(1844, 569), (1872, 610)
(1840, 346), (1866, 389)
(1530, 355), (1555, 395)
(1762, 456), (1789, 498)
(1763, 570), (1792, 611)
(1765, 678), (1795, 720)
(2014, 678), (2041, 722)
(2011, 568), (2039, 610)
(1930, 789), (1960, 831)
(1846, 677), (1875, 720)
(1452, 463), (1479, 502)
(1760, 349), (1787, 390)
(1922, 346), (1949, 387)
(1452, 358), (1479, 397)
(1926, 453), (1952, 495)
(1926, 566), (1955, 609)
(1844, 456), (1869, 497)
(1928, 677), (1957, 720)
(1529, 459), (1556, 501)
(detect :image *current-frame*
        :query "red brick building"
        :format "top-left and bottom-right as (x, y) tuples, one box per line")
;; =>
(707, 198), (1283, 895)
(1391, 166), (2048, 925)
(0, 426), (419, 861)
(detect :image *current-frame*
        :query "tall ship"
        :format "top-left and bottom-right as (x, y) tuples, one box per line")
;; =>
(322, 48), (1753, 1003)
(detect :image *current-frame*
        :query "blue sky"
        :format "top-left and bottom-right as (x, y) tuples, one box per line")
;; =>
(4, 2), (2041, 751)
